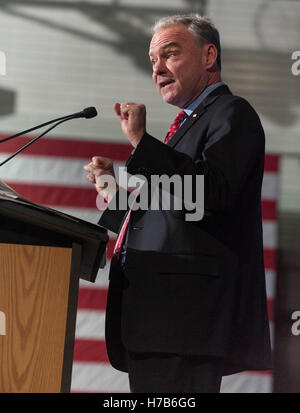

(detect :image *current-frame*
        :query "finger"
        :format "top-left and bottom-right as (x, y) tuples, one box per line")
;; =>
(119, 105), (127, 121)
(120, 102), (132, 120)
(86, 173), (96, 183)
(94, 183), (102, 194)
(122, 102), (135, 111)
(92, 156), (112, 169)
(114, 103), (122, 121)
(95, 174), (109, 189)
(84, 163), (93, 171)
(84, 158), (105, 172)
(93, 168), (106, 178)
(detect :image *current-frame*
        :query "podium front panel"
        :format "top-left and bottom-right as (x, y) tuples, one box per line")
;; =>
(0, 243), (78, 393)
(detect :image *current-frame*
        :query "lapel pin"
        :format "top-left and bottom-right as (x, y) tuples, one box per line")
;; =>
(192, 113), (197, 118)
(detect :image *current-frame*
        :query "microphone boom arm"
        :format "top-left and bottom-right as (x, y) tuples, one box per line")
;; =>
(0, 117), (73, 168)
(0, 115), (75, 144)
(0, 107), (97, 144)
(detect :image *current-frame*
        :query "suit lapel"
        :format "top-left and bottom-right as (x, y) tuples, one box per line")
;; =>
(166, 85), (232, 149)
(166, 104), (206, 148)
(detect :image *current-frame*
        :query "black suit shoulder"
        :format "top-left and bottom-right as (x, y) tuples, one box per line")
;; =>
(202, 92), (265, 156)
(207, 93), (262, 123)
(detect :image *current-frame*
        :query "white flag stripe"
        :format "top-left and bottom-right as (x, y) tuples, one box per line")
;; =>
(76, 310), (106, 340)
(53, 206), (102, 224)
(269, 322), (275, 350)
(221, 372), (272, 393)
(265, 269), (276, 299)
(71, 363), (130, 393)
(262, 221), (277, 248)
(0, 155), (124, 188)
(52, 206), (117, 239)
(0, 152), (278, 203)
(0, 154), (91, 187)
(262, 172), (279, 200)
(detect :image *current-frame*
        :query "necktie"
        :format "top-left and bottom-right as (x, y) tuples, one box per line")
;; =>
(164, 110), (187, 144)
(113, 110), (187, 259)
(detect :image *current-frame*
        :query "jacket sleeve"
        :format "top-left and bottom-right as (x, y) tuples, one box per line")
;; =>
(98, 186), (131, 234)
(125, 98), (265, 213)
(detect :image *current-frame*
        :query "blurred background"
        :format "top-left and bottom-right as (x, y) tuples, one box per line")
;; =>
(0, 0), (299, 393)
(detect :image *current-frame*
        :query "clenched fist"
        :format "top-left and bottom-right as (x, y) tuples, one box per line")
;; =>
(114, 102), (146, 147)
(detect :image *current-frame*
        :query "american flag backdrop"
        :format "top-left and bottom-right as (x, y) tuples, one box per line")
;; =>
(0, 135), (279, 393)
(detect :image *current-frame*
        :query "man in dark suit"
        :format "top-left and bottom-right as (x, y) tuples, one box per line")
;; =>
(84, 14), (272, 393)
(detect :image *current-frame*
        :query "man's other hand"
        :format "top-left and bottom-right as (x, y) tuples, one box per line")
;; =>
(84, 156), (118, 203)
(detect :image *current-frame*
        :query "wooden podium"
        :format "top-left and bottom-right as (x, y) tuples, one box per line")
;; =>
(0, 183), (108, 393)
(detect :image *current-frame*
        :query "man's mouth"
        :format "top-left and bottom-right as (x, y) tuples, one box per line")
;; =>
(159, 79), (175, 88)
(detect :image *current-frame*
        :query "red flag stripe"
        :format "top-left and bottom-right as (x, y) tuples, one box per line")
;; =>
(0, 135), (278, 169)
(6, 182), (98, 208)
(245, 370), (272, 375)
(264, 248), (277, 270)
(77, 288), (107, 310)
(264, 154), (279, 172)
(6, 182), (278, 219)
(73, 339), (109, 363)
(261, 200), (277, 220)
(267, 298), (274, 322)
(0, 135), (132, 161)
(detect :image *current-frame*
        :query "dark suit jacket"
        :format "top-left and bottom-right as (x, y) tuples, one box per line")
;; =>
(99, 85), (272, 376)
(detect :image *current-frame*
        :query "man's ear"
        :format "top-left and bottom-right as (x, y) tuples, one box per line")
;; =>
(203, 43), (218, 70)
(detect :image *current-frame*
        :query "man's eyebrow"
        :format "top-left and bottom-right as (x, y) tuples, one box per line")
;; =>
(149, 41), (181, 57)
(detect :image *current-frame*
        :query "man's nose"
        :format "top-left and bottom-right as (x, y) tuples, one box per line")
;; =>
(152, 59), (167, 76)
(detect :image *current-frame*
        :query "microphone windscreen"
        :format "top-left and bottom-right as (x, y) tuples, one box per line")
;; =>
(83, 107), (98, 119)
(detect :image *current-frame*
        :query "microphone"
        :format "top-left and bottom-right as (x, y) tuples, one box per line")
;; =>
(0, 107), (98, 144)
(0, 107), (98, 167)
(76, 107), (98, 119)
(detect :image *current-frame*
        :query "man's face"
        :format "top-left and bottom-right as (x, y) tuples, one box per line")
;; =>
(149, 24), (208, 108)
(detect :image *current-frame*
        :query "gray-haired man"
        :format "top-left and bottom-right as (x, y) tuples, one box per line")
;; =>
(85, 14), (272, 393)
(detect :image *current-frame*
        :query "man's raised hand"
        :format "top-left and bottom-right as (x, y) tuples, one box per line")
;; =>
(114, 102), (146, 147)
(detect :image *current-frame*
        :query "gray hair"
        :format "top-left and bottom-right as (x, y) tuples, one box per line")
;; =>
(152, 14), (221, 70)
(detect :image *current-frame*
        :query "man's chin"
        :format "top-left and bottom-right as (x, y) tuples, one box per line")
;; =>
(161, 92), (181, 107)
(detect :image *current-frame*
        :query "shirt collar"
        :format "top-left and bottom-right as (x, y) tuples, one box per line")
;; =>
(184, 82), (225, 116)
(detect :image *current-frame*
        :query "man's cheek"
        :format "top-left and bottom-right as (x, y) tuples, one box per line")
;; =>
(153, 79), (160, 92)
